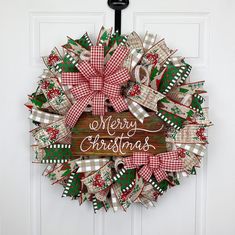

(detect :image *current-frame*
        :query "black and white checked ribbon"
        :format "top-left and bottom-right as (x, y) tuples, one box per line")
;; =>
(176, 143), (207, 157)
(126, 98), (149, 123)
(76, 158), (110, 173)
(29, 108), (62, 124)
(143, 32), (156, 50)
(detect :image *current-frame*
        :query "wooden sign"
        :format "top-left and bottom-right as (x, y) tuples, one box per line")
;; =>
(71, 112), (166, 157)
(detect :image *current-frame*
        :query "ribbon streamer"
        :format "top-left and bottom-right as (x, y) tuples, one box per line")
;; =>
(167, 124), (208, 144)
(110, 187), (120, 212)
(29, 108), (62, 124)
(126, 65), (151, 123)
(126, 99), (149, 123)
(143, 32), (156, 51)
(176, 143), (206, 157)
(127, 82), (165, 112)
(81, 162), (113, 194)
(40, 76), (72, 115)
(76, 158), (110, 173)
(32, 118), (71, 148)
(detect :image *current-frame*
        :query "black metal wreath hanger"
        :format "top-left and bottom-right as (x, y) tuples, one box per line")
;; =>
(108, 0), (129, 34)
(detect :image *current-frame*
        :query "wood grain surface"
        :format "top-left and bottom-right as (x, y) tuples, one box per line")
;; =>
(71, 112), (166, 157)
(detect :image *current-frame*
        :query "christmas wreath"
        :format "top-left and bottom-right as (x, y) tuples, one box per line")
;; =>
(25, 27), (212, 212)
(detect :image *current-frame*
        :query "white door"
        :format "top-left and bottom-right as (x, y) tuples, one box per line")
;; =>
(1, 0), (234, 235)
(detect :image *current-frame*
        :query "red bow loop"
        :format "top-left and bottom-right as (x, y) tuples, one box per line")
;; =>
(70, 84), (91, 100)
(61, 72), (86, 86)
(132, 152), (149, 165)
(105, 68), (130, 84)
(156, 151), (184, 172)
(89, 76), (103, 91)
(103, 83), (120, 97)
(90, 46), (104, 75)
(62, 45), (130, 127)
(104, 46), (129, 77)
(79, 61), (97, 79)
(124, 151), (184, 182)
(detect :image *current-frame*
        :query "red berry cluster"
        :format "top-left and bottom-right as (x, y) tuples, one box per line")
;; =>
(196, 127), (207, 141)
(121, 191), (130, 201)
(178, 148), (186, 158)
(129, 84), (141, 97)
(47, 88), (61, 100)
(46, 127), (59, 140)
(41, 81), (50, 89)
(48, 54), (60, 66)
(93, 174), (105, 188)
(146, 53), (158, 66)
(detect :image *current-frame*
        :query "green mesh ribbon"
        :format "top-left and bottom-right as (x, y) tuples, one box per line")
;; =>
(76, 33), (92, 49)
(191, 94), (204, 114)
(148, 177), (172, 194)
(62, 172), (83, 198)
(30, 92), (47, 108)
(158, 62), (192, 94)
(116, 169), (136, 191)
(92, 196), (104, 213)
(157, 109), (185, 130)
(42, 146), (73, 163)
(57, 54), (79, 73)
(105, 32), (127, 55)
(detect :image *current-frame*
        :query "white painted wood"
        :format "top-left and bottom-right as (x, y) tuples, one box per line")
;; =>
(30, 12), (105, 65)
(0, 0), (235, 235)
(133, 12), (209, 67)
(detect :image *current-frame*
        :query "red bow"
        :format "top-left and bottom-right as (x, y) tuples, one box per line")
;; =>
(124, 151), (184, 182)
(62, 46), (130, 127)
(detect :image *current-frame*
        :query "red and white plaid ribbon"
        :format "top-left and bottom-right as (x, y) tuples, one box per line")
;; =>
(62, 46), (130, 127)
(124, 151), (184, 182)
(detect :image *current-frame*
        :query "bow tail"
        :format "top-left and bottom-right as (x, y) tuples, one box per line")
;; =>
(138, 165), (153, 181)
(95, 186), (110, 202)
(109, 96), (128, 113)
(92, 93), (105, 116)
(153, 169), (168, 183)
(65, 95), (93, 127)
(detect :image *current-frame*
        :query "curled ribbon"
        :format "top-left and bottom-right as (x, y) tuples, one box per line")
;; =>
(124, 151), (184, 182)
(62, 46), (130, 127)
(126, 65), (151, 123)
(133, 65), (150, 86)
